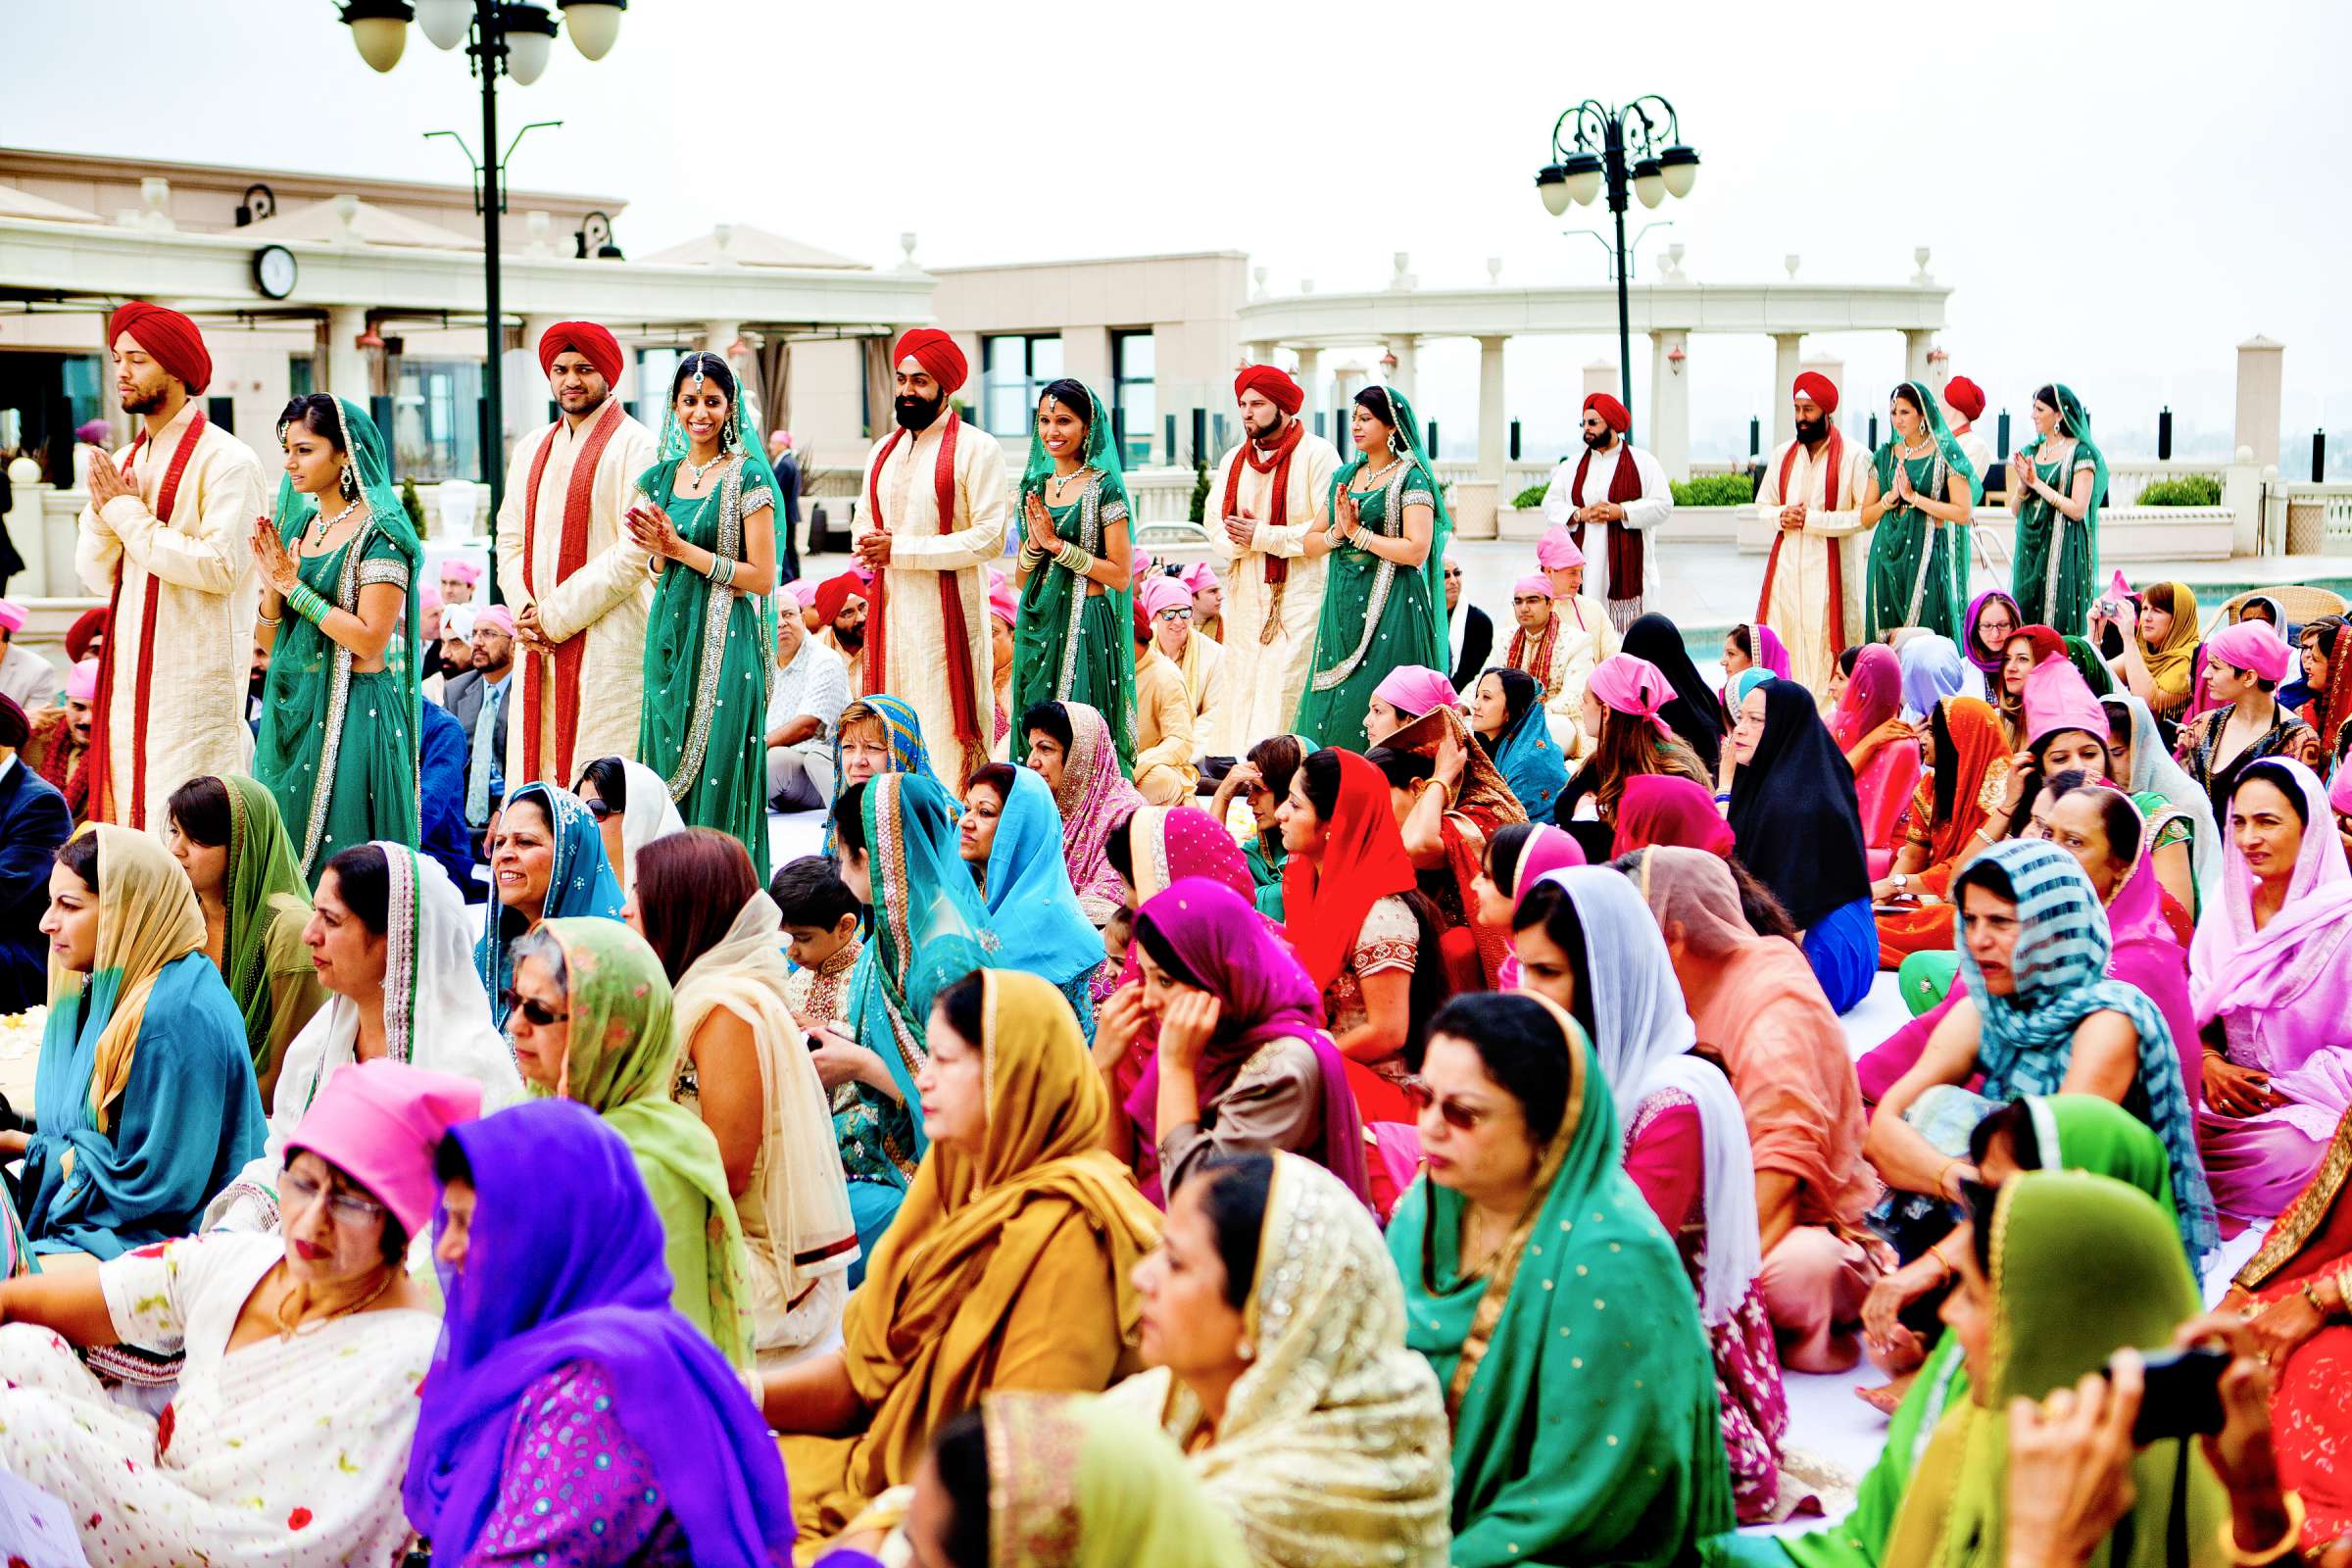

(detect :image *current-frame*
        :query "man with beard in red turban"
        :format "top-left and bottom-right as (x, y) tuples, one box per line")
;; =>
(810, 568), (869, 688)
(1537, 390), (1673, 631)
(1753, 370), (1873, 693)
(851, 326), (1009, 785)
(494, 319), (659, 796)
(75, 301), (267, 828)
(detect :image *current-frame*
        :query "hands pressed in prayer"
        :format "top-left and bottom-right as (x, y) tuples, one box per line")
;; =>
(1224, 510), (1255, 550)
(1891, 465), (1920, 507)
(85, 450), (134, 509)
(1023, 493), (1058, 557)
(1332, 486), (1361, 543)
(1155, 990), (1223, 1074)
(2003, 1355), (2144, 1568)
(623, 501), (682, 562)
(854, 529), (892, 568)
(2202, 1055), (2282, 1118)
(250, 517), (300, 594)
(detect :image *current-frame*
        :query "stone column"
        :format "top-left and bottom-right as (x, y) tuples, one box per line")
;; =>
(2234, 335), (2284, 469)
(1243, 340), (1275, 368)
(1647, 329), (1690, 480)
(1476, 337), (1508, 483)
(1903, 330), (1936, 387)
(1382, 333), (1419, 399)
(325, 306), (371, 402)
(1771, 333), (1802, 450)
(1293, 347), (1322, 430)
(1798, 354), (1848, 442)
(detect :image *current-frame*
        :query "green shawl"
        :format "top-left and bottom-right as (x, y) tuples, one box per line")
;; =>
(534, 916), (754, 1368)
(983, 1393), (1250, 1568)
(1010, 380), (1139, 769)
(218, 774), (317, 1080)
(1389, 1013), (1732, 1567)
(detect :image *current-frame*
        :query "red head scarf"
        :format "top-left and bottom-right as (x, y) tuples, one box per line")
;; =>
(893, 328), (967, 394)
(64, 607), (108, 664)
(1281, 750), (1418, 991)
(107, 302), (212, 394)
(812, 570), (867, 626)
(2013, 624), (2068, 667)
(1943, 376), (1986, 422)
(1791, 371), (1839, 414)
(1583, 392), (1631, 433)
(536, 321), (622, 386)
(1611, 773), (1737, 859)
(1233, 364), (1302, 416)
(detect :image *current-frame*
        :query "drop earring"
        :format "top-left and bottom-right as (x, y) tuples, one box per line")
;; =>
(339, 465), (358, 501)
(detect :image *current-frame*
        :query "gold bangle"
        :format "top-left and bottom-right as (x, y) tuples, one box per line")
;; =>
(2219, 1489), (2303, 1566)
(256, 612), (281, 626)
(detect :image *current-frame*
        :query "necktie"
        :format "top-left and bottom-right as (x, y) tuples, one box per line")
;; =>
(466, 682), (503, 826)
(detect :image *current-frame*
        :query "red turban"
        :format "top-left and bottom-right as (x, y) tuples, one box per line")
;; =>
(1943, 376), (1985, 421)
(1233, 364), (1302, 416)
(1791, 371), (1839, 415)
(538, 321), (622, 386)
(1584, 392), (1631, 433)
(108, 302), (212, 394)
(813, 570), (868, 625)
(65, 607), (108, 663)
(894, 328), (968, 395)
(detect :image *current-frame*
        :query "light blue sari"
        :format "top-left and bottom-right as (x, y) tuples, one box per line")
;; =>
(476, 780), (625, 1029)
(979, 766), (1103, 1035)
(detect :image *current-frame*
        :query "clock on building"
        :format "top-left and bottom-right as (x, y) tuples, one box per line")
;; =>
(252, 244), (298, 300)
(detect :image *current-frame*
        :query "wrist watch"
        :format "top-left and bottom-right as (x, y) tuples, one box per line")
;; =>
(1891, 872), (1909, 892)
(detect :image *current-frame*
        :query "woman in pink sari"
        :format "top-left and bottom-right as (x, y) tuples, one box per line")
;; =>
(1831, 643), (1923, 876)
(1023, 699), (1144, 928)
(2192, 756), (2352, 1220)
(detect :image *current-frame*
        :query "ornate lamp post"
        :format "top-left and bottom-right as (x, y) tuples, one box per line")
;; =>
(1535, 97), (1698, 439)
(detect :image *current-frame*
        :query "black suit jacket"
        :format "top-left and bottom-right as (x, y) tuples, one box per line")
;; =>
(1450, 604), (1494, 692)
(0, 761), (72, 1012)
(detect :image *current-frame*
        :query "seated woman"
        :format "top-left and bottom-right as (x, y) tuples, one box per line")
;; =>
(1827, 646), (1920, 876)
(1508, 876), (1788, 1522)
(822, 694), (941, 855)
(0, 1059), (468, 1565)
(1895, 633), (1966, 726)
(766, 969), (1161, 1542)
(408, 1099), (795, 1567)
(1382, 702), (1529, 987)
(2192, 758), (2352, 1221)
(2298, 614), (2352, 760)
(1555, 653), (1712, 844)
(2178, 618), (2315, 824)
(1868, 695), (2010, 969)
(1959, 589), (2022, 704)
(1626, 846), (1885, 1375)
(571, 754), (685, 895)
(2104, 691), (2220, 917)
(1205, 732), (1314, 920)
(1470, 664), (1568, 821)
(1024, 699), (1144, 927)
(208, 841), (522, 1237)
(15, 828), (265, 1263)
(1097, 879), (1369, 1206)
(1468, 821), (1583, 990)
(1110, 1152), (1450, 1565)
(962, 761), (1102, 1031)
(1718, 623), (1790, 731)
(1273, 747), (1446, 1123)
(1390, 991), (1735, 1563)
(477, 780), (624, 1029)
(506, 916), (755, 1366)
(1620, 612), (1724, 777)
(1360, 662), (1459, 748)
(1985, 624), (2063, 749)
(1727, 678), (1878, 1010)
(630, 828), (858, 1367)
(165, 773), (327, 1107)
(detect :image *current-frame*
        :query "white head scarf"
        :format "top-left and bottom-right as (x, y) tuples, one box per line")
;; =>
(616, 759), (687, 892)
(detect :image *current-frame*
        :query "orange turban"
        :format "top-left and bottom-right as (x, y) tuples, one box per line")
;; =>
(1233, 364), (1302, 416)
(537, 321), (622, 386)
(108, 302), (212, 394)
(894, 328), (968, 394)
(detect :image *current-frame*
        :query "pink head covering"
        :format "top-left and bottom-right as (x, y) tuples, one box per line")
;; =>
(1130, 550), (1155, 583)
(1833, 643), (1903, 749)
(283, 1059), (483, 1237)
(1179, 562), (1217, 595)
(1742, 623), (1791, 680)
(787, 577), (820, 610)
(1587, 653), (1675, 739)
(1506, 824), (1586, 911)
(2023, 656), (2111, 747)
(2333, 763), (2352, 819)
(2205, 619), (2294, 685)
(418, 585), (442, 614)
(1138, 575), (1192, 620)
(1611, 774), (1738, 858)
(2189, 758), (2352, 1045)
(1370, 664), (1461, 721)
(66, 659), (99, 702)
(986, 567), (1016, 627)
(1511, 573), (1556, 600)
(1536, 526), (1586, 571)
(439, 558), (482, 587)
(473, 605), (516, 639)
(0, 599), (24, 635)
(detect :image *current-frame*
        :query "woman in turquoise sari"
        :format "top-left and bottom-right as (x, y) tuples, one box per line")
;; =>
(626, 352), (782, 881)
(1860, 380), (1977, 642)
(18, 827), (265, 1263)
(822, 693), (942, 858)
(1012, 378), (1138, 771)
(249, 394), (422, 883)
(1295, 385), (1451, 749)
(476, 780), (624, 1030)
(969, 762), (1102, 1038)
(2007, 383), (2108, 637)
(1472, 664), (1568, 819)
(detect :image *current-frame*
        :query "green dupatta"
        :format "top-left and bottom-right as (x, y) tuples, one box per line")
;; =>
(983, 1392), (1250, 1568)
(1864, 380), (1976, 642)
(2013, 384), (2109, 637)
(218, 774), (320, 1085)
(1010, 381), (1139, 769)
(1388, 1009), (1731, 1568)
(535, 916), (754, 1368)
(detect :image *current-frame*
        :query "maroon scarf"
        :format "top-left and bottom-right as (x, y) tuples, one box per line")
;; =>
(1756, 429), (1850, 655)
(88, 412), (206, 825)
(1570, 438), (1644, 606)
(1222, 416), (1305, 645)
(863, 411), (986, 785)
(518, 397), (623, 786)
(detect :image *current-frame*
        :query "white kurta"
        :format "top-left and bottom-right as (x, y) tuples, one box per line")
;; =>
(1954, 426), (1995, 498)
(1518, 597), (1617, 756)
(1754, 437), (1874, 695)
(1203, 429), (1340, 755)
(856, 415), (1009, 780)
(494, 406), (661, 787)
(76, 401), (265, 831)
(1538, 441), (1673, 613)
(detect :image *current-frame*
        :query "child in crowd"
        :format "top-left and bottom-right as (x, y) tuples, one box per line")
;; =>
(772, 855), (861, 1033)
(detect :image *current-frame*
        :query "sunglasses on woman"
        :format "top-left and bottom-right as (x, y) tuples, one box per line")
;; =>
(578, 797), (614, 821)
(500, 989), (569, 1028)
(1400, 1080), (1492, 1131)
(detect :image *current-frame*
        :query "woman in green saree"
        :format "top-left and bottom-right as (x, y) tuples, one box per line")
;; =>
(1294, 386), (1450, 750)
(2008, 384), (2108, 638)
(626, 352), (782, 882)
(249, 394), (423, 883)
(1012, 378), (1138, 771)
(1860, 380), (1977, 643)
(502, 915), (755, 1368)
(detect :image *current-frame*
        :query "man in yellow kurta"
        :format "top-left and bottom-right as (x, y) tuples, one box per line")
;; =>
(75, 302), (266, 831)
(1129, 598), (1198, 805)
(853, 329), (1008, 788)
(495, 321), (660, 791)
(1138, 573), (1222, 767)
(1754, 372), (1872, 696)
(1204, 366), (1337, 757)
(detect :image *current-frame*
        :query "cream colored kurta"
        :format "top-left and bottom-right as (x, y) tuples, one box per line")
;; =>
(493, 406), (660, 787)
(1754, 436), (1874, 695)
(1170, 627), (1227, 763)
(1133, 646), (1197, 805)
(1953, 425), (1995, 498)
(1204, 428), (1339, 756)
(1538, 441), (1673, 614)
(1521, 596), (1617, 757)
(75, 401), (265, 831)
(855, 416), (1008, 780)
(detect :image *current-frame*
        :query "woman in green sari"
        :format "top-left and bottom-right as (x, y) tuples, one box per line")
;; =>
(626, 352), (782, 881)
(1294, 386), (1450, 750)
(2008, 384), (2108, 637)
(502, 914), (755, 1368)
(1860, 380), (1977, 643)
(249, 394), (422, 883)
(1012, 378), (1137, 771)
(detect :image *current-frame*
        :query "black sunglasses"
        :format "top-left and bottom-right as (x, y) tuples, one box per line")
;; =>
(579, 797), (615, 821)
(500, 988), (568, 1028)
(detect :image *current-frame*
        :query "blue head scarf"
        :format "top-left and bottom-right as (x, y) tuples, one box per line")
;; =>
(980, 766), (1102, 989)
(1898, 634), (1967, 721)
(1730, 667), (1777, 708)
(404, 1100), (793, 1567)
(476, 781), (625, 1027)
(1482, 666), (1567, 820)
(823, 693), (944, 856)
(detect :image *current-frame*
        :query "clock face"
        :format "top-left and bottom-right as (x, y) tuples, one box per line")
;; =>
(254, 245), (298, 300)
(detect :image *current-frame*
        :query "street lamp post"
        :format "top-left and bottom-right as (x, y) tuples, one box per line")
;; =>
(1535, 97), (1698, 441)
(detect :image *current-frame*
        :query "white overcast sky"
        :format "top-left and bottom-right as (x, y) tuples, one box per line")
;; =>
(7, 0), (2347, 466)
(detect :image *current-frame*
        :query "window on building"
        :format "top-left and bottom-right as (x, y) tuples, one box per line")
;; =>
(392, 358), (485, 481)
(288, 355), (316, 401)
(636, 346), (683, 426)
(982, 334), (1062, 440)
(1111, 330), (1155, 466)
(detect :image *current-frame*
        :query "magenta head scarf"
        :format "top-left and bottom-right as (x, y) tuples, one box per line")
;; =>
(1371, 663), (1461, 721)
(1741, 623), (1791, 680)
(1963, 591), (2024, 674)
(2189, 758), (2352, 1043)
(2205, 620), (2294, 685)
(1587, 653), (1675, 739)
(2023, 656), (2111, 747)
(2333, 762), (2352, 819)
(1832, 643), (1903, 749)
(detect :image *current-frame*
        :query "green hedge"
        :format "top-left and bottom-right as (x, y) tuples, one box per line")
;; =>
(1670, 472), (1758, 507)
(1511, 482), (1549, 510)
(2135, 474), (2222, 507)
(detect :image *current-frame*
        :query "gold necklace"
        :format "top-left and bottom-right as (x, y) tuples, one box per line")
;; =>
(274, 1261), (398, 1340)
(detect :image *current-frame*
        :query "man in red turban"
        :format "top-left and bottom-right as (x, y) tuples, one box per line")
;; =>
(1940, 374), (1995, 493)
(494, 317), (658, 794)
(853, 326), (1007, 784)
(1539, 389), (1671, 630)
(75, 300), (266, 828)
(1754, 371), (1871, 692)
(811, 568), (869, 686)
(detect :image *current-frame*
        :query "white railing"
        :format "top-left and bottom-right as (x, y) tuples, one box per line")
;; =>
(2110, 459), (2226, 505)
(2280, 481), (2352, 555)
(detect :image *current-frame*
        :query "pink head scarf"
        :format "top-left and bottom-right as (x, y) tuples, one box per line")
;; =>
(66, 659), (99, 702)
(1179, 562), (1217, 595)
(1832, 643), (1922, 851)
(1370, 664), (1461, 721)
(1588, 654), (1675, 739)
(1511, 573), (1556, 600)
(2023, 656), (2112, 747)
(2188, 759), (2352, 1059)
(0, 599), (24, 635)
(1741, 623), (1791, 680)
(2205, 620), (2294, 685)
(1611, 774), (1737, 858)
(1130, 550), (1155, 583)
(473, 605), (516, 638)
(987, 568), (1017, 627)
(284, 1059), (483, 1237)
(439, 558), (482, 587)
(1536, 526), (1586, 571)
(2333, 763), (2352, 819)
(419, 585), (443, 614)
(787, 577), (820, 610)
(1137, 575), (1192, 621)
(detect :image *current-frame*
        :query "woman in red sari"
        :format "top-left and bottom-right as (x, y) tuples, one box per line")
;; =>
(1375, 705), (1527, 989)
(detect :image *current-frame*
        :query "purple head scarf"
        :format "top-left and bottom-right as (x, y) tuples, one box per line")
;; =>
(1963, 591), (2024, 674)
(1370, 663), (1461, 721)
(1741, 622), (1791, 680)
(405, 1101), (793, 1567)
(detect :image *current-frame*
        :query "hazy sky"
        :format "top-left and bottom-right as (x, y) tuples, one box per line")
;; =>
(8, 0), (2346, 466)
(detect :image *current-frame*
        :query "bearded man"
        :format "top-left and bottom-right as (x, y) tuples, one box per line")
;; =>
(812, 569), (869, 692)
(1754, 372), (1873, 695)
(75, 301), (266, 829)
(1538, 392), (1671, 630)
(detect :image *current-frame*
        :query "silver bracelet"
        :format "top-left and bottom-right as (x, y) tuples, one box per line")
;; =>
(709, 555), (734, 588)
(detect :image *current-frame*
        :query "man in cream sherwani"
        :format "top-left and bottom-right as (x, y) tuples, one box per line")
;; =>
(1754, 372), (1873, 695)
(495, 320), (659, 790)
(76, 302), (265, 830)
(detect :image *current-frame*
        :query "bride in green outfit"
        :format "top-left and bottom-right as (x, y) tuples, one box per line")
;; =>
(2007, 383), (2107, 637)
(1011, 377), (1137, 771)
(623, 353), (782, 880)
(1860, 379), (1978, 643)
(1294, 384), (1450, 749)
(249, 394), (422, 884)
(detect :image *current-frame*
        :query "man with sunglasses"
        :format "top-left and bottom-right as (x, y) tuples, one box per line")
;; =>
(1444, 553), (1493, 693)
(1139, 573), (1221, 780)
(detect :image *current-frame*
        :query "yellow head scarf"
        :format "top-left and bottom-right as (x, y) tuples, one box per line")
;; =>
(2137, 580), (2203, 699)
(50, 825), (207, 1134)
